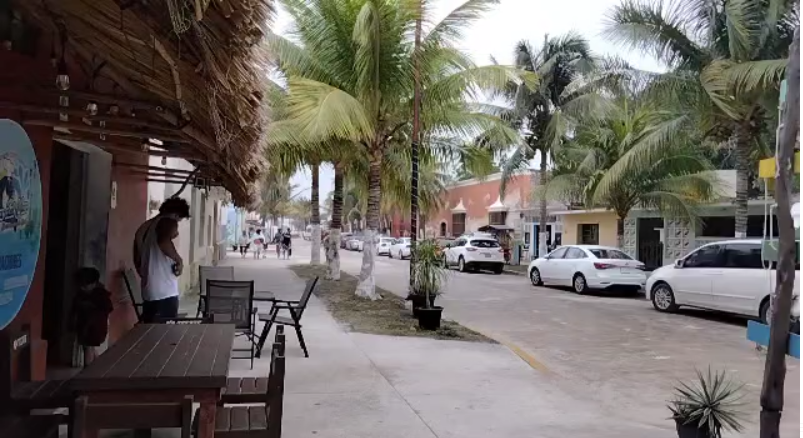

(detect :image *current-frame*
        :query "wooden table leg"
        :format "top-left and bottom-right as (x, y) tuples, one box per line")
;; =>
(196, 401), (217, 438)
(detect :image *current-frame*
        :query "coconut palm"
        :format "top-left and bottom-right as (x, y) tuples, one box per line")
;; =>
(604, 0), (798, 237)
(500, 32), (595, 258)
(546, 88), (720, 243)
(269, 0), (528, 299)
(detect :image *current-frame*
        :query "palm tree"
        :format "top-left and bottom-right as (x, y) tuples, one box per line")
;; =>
(604, 0), (797, 237)
(269, 0), (528, 299)
(546, 87), (720, 243)
(501, 33), (595, 258)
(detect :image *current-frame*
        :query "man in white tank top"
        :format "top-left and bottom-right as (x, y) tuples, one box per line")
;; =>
(133, 198), (190, 323)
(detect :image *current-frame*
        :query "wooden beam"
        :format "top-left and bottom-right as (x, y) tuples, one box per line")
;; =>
(53, 135), (202, 160)
(116, 162), (197, 175)
(142, 177), (222, 186)
(0, 101), (180, 131)
(24, 119), (193, 143)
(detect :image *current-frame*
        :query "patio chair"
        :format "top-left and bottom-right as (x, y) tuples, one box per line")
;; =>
(256, 276), (318, 358)
(196, 343), (286, 438)
(221, 326), (285, 405)
(72, 395), (194, 438)
(1, 325), (73, 421)
(122, 268), (145, 323)
(197, 265), (235, 317)
(205, 279), (258, 369)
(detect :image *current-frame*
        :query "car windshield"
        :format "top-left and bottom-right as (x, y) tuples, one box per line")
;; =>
(470, 240), (499, 248)
(438, 239), (454, 247)
(589, 248), (632, 259)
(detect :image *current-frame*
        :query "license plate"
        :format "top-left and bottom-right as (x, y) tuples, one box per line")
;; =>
(620, 268), (637, 274)
(484, 253), (492, 258)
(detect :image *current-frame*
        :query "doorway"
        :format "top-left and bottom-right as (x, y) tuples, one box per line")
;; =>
(439, 222), (446, 236)
(638, 218), (664, 270)
(533, 224), (553, 258)
(41, 140), (111, 367)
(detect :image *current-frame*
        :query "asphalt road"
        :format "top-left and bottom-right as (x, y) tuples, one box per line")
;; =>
(315, 242), (799, 437)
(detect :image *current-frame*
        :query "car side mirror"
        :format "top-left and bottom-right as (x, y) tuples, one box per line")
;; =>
(674, 259), (684, 269)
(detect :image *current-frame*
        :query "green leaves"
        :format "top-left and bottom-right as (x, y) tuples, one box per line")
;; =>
(668, 368), (746, 438)
(284, 78), (375, 142)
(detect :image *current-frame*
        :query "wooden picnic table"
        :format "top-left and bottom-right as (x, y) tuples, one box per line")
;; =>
(71, 323), (235, 438)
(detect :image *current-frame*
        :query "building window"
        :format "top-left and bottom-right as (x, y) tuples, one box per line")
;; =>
(452, 213), (466, 236)
(488, 211), (507, 225)
(578, 224), (599, 245)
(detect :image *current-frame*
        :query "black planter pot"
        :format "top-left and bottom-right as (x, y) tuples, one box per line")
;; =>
(674, 419), (712, 438)
(408, 294), (436, 314)
(416, 306), (443, 330)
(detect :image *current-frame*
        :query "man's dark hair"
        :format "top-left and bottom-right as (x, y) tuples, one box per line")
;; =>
(159, 197), (191, 219)
(75, 267), (101, 286)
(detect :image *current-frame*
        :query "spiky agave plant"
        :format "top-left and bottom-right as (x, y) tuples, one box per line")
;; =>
(411, 239), (448, 309)
(668, 368), (745, 438)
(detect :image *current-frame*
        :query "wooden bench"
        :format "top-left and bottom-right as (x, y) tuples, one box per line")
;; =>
(0, 326), (74, 414)
(221, 326), (285, 405)
(197, 341), (286, 438)
(72, 395), (194, 438)
(1, 413), (61, 438)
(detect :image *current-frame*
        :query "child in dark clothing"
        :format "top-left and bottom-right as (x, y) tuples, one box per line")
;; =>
(72, 267), (113, 366)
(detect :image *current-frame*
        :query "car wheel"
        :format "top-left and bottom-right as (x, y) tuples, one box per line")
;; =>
(759, 299), (771, 325)
(458, 256), (467, 272)
(651, 282), (679, 312)
(493, 265), (504, 275)
(572, 273), (589, 294)
(530, 268), (543, 286)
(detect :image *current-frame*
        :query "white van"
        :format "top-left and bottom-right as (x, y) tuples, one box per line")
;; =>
(646, 239), (800, 327)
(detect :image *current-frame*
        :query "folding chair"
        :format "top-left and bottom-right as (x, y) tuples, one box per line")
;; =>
(205, 279), (258, 369)
(197, 265), (235, 317)
(256, 276), (318, 358)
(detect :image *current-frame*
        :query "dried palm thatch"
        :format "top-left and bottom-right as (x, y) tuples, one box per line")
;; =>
(13, 0), (272, 206)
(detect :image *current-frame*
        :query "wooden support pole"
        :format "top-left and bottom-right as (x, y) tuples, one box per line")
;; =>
(25, 119), (192, 143)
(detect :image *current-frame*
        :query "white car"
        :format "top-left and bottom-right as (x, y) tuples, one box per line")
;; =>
(377, 237), (396, 255)
(528, 245), (647, 293)
(389, 238), (412, 259)
(646, 239), (800, 325)
(346, 236), (363, 251)
(444, 236), (505, 274)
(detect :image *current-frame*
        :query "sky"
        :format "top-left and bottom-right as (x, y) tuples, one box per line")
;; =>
(284, 0), (666, 208)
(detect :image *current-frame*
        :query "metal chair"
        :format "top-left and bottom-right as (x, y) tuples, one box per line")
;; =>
(256, 277), (318, 358)
(197, 266), (235, 317)
(205, 279), (258, 369)
(122, 268), (145, 323)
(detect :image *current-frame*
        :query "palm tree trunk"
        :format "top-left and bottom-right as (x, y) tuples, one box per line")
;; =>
(326, 163), (344, 280)
(538, 153), (549, 258)
(760, 26), (799, 438)
(356, 149), (383, 300)
(733, 128), (750, 238)
(310, 163), (322, 264)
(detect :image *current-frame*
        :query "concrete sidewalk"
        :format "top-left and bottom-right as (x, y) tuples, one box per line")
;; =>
(199, 253), (666, 438)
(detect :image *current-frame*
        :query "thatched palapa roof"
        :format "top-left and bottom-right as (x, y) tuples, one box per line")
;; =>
(12, 0), (272, 206)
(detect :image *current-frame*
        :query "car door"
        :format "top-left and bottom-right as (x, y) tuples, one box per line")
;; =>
(713, 243), (769, 315)
(539, 247), (568, 284)
(558, 247), (588, 286)
(673, 244), (723, 307)
(446, 239), (465, 265)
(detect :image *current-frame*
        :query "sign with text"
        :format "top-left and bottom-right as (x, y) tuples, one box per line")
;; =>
(0, 120), (42, 330)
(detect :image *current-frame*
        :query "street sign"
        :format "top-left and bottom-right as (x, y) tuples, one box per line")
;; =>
(747, 320), (800, 358)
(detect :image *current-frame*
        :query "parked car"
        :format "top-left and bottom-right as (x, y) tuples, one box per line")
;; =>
(389, 238), (412, 259)
(346, 236), (364, 251)
(646, 239), (800, 326)
(444, 236), (505, 274)
(377, 237), (397, 255)
(340, 233), (353, 249)
(528, 245), (647, 293)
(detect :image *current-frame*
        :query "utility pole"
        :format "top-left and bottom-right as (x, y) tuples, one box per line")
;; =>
(759, 25), (799, 438)
(409, 1), (422, 294)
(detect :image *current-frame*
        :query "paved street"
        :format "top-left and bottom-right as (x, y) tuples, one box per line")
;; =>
(318, 241), (801, 437)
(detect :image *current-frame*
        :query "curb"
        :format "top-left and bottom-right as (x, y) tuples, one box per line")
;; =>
(502, 269), (526, 276)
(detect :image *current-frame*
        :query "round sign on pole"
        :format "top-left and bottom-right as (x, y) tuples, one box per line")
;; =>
(0, 119), (42, 330)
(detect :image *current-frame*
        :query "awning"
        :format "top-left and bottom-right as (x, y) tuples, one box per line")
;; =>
(478, 224), (515, 232)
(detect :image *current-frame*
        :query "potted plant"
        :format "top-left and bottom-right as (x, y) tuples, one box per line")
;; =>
(668, 368), (745, 438)
(411, 239), (447, 330)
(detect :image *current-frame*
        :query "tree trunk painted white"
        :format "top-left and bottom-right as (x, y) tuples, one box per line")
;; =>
(355, 152), (382, 300)
(325, 228), (341, 280)
(310, 224), (321, 265)
(538, 151), (549, 258)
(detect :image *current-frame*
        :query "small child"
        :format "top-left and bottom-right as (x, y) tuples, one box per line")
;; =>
(72, 267), (113, 366)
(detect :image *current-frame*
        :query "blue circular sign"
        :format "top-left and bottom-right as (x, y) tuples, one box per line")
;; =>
(0, 120), (42, 330)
